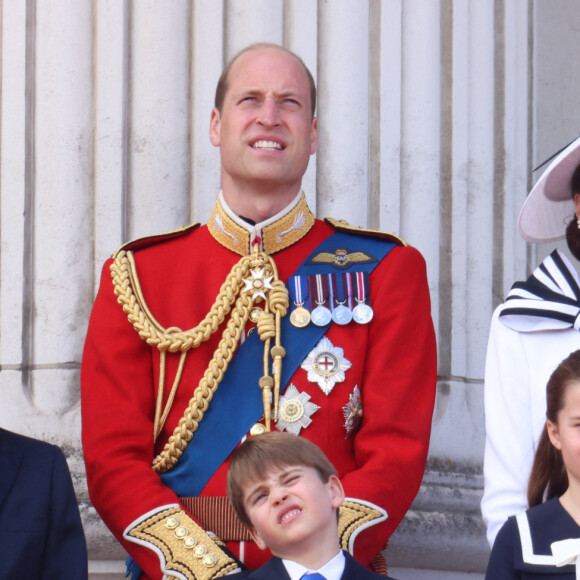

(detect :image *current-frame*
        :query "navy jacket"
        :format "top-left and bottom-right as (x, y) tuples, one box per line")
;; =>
(0, 428), (88, 579)
(239, 550), (395, 579)
(486, 496), (579, 579)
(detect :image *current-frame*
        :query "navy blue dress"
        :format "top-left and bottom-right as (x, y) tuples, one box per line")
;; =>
(486, 496), (580, 579)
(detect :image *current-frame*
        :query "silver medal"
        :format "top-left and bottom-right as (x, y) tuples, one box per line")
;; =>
(352, 303), (373, 324)
(311, 305), (332, 326)
(332, 304), (353, 325)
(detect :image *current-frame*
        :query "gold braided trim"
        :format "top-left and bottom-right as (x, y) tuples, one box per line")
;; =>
(261, 193), (315, 254)
(207, 192), (316, 256)
(111, 250), (254, 353)
(110, 247), (289, 473)
(125, 506), (239, 580)
(338, 499), (388, 553)
(325, 217), (407, 246)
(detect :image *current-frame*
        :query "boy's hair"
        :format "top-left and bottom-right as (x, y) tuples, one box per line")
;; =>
(227, 431), (337, 528)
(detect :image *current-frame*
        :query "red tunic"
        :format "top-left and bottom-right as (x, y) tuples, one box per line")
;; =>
(81, 205), (437, 580)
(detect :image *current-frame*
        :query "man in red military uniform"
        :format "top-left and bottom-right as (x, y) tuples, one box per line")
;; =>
(81, 43), (437, 580)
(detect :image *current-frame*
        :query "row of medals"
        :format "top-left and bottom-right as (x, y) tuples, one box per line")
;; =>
(289, 299), (373, 328)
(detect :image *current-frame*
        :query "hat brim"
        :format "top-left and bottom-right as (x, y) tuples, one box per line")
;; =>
(518, 136), (580, 243)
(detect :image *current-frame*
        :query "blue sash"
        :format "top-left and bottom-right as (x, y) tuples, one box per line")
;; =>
(161, 231), (396, 495)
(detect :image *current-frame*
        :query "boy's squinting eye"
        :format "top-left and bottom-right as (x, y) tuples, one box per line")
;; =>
(250, 489), (268, 505)
(282, 473), (301, 486)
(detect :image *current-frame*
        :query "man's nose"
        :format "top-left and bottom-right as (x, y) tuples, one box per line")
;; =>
(257, 98), (280, 126)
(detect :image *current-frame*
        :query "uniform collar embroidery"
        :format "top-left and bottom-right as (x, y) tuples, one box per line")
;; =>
(207, 191), (315, 256)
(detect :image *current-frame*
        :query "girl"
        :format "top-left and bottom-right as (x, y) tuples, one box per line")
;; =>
(486, 349), (580, 579)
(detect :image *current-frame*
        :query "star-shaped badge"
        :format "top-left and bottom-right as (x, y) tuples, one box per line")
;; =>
(276, 384), (320, 435)
(342, 385), (363, 438)
(243, 269), (274, 301)
(301, 336), (352, 395)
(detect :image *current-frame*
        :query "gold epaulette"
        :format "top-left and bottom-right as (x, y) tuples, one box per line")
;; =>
(113, 223), (201, 258)
(324, 217), (407, 247)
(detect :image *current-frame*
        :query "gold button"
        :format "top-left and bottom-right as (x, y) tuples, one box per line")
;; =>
(174, 526), (189, 539)
(202, 554), (218, 568)
(193, 545), (208, 558)
(250, 307), (263, 323)
(164, 517), (179, 529)
(250, 423), (266, 436)
(183, 536), (198, 549)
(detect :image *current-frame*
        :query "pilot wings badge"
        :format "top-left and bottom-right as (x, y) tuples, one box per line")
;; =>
(305, 247), (378, 270)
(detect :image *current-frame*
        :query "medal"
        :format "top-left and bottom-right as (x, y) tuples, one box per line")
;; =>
(333, 304), (353, 325)
(353, 303), (374, 324)
(276, 384), (320, 435)
(332, 274), (352, 325)
(343, 385), (363, 438)
(311, 305), (332, 326)
(290, 306), (310, 328)
(301, 336), (352, 395)
(352, 271), (373, 324)
(308, 274), (331, 327)
(288, 276), (311, 328)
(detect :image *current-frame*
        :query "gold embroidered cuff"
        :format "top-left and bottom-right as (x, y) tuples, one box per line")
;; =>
(124, 506), (239, 580)
(338, 498), (388, 554)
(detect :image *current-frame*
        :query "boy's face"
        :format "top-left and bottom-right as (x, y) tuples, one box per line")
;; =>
(242, 464), (345, 559)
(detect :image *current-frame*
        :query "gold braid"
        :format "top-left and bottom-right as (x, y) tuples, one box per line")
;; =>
(110, 247), (289, 474)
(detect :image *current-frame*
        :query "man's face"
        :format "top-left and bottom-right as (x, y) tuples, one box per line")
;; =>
(210, 47), (318, 196)
(242, 465), (344, 559)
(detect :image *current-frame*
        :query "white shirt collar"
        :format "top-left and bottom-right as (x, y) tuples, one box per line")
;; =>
(282, 550), (345, 580)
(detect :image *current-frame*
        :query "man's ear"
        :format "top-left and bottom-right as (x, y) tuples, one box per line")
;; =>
(248, 526), (267, 551)
(328, 474), (345, 508)
(310, 116), (318, 155)
(209, 107), (221, 147)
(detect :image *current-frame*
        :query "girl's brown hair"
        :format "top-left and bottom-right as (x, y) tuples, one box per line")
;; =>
(527, 349), (580, 506)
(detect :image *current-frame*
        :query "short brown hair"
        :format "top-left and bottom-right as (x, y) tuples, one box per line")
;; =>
(214, 42), (317, 117)
(227, 431), (337, 528)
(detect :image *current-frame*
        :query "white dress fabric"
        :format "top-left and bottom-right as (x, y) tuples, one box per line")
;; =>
(481, 250), (580, 546)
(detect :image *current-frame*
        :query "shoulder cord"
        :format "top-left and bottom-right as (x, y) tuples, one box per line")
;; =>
(110, 248), (289, 473)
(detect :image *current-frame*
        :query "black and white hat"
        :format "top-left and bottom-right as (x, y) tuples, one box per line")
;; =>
(518, 136), (580, 243)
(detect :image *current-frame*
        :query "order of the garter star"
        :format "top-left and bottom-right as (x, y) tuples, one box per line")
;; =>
(301, 336), (352, 395)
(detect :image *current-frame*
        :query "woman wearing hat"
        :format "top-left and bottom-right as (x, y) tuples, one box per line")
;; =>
(481, 137), (580, 547)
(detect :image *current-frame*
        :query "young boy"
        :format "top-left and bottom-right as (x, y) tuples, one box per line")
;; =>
(227, 431), (395, 579)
